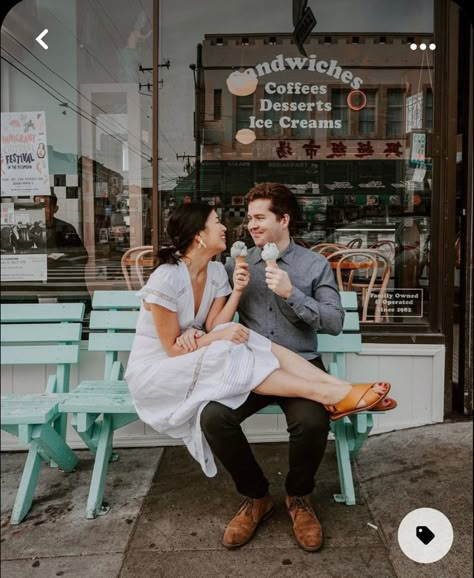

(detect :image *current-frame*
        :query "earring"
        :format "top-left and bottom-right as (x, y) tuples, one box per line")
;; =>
(198, 238), (207, 249)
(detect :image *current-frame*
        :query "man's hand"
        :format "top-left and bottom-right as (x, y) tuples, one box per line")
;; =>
(216, 323), (250, 344)
(176, 327), (206, 352)
(265, 265), (293, 299)
(233, 262), (250, 293)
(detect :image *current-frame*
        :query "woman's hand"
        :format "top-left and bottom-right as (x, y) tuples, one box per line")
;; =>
(233, 263), (250, 293)
(216, 323), (250, 344)
(175, 327), (206, 352)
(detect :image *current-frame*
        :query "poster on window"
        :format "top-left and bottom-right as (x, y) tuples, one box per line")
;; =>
(1, 111), (50, 197)
(0, 201), (47, 281)
(406, 93), (423, 134)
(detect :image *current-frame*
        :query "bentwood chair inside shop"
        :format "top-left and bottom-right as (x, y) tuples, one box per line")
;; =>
(368, 240), (396, 263)
(326, 249), (392, 322)
(310, 243), (349, 257)
(120, 246), (154, 290)
(346, 238), (364, 249)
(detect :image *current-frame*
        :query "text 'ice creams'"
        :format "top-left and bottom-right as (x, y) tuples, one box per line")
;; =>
(231, 241), (248, 264)
(261, 243), (280, 268)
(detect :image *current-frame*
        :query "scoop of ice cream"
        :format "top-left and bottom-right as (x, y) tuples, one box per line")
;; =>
(261, 243), (280, 262)
(230, 241), (248, 258)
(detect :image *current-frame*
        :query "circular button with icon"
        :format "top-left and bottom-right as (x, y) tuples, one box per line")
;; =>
(398, 508), (454, 563)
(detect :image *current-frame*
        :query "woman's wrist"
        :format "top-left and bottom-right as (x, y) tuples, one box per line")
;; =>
(196, 330), (220, 348)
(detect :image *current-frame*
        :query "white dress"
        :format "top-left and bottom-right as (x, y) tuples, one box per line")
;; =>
(125, 260), (280, 476)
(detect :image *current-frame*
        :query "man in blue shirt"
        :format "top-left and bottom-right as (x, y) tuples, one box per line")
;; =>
(201, 182), (344, 552)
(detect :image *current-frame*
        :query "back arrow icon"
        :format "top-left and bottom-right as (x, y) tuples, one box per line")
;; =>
(36, 29), (48, 50)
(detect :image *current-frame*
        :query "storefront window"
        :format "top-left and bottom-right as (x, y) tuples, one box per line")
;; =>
(359, 90), (377, 136)
(1, 0), (436, 330)
(1, 0), (153, 310)
(330, 89), (350, 136)
(161, 0), (435, 327)
(386, 88), (405, 136)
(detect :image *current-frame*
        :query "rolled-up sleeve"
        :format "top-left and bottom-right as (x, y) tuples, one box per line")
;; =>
(285, 260), (344, 335)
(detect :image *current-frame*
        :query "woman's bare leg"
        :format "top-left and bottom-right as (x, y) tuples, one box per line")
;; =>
(270, 342), (388, 398)
(270, 343), (350, 386)
(253, 368), (347, 405)
(251, 342), (388, 408)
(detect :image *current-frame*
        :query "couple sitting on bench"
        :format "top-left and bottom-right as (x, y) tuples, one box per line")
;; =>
(126, 183), (395, 552)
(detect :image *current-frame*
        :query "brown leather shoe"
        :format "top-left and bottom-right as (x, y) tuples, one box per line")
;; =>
(222, 495), (275, 549)
(286, 495), (323, 552)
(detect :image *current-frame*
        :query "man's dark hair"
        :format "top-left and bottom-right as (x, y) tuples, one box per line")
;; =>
(33, 191), (58, 207)
(245, 182), (299, 233)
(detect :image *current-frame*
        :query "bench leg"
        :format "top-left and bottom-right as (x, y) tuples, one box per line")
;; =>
(86, 415), (114, 519)
(49, 414), (69, 469)
(10, 441), (44, 525)
(332, 419), (357, 505)
(73, 416), (120, 463)
(349, 413), (374, 461)
(32, 424), (79, 473)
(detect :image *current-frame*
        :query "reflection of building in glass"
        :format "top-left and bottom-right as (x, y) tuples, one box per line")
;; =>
(196, 32), (433, 252)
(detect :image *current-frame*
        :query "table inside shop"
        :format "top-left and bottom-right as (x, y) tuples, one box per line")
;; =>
(328, 259), (388, 270)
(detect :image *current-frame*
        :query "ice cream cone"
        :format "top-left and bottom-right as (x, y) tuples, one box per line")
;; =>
(235, 255), (247, 265)
(261, 243), (280, 267)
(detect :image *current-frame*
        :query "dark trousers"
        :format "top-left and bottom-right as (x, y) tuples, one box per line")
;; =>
(200, 357), (330, 499)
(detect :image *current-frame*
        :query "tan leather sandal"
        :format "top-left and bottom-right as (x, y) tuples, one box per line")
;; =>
(325, 382), (391, 421)
(372, 397), (397, 411)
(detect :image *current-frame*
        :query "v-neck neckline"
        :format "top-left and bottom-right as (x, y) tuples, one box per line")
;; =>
(182, 261), (209, 320)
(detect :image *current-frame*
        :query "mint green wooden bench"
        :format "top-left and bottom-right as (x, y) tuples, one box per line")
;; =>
(1, 303), (85, 524)
(255, 291), (381, 505)
(59, 290), (380, 517)
(59, 291), (140, 519)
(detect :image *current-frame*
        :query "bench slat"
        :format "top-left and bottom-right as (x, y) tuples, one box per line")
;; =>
(90, 311), (139, 330)
(1, 303), (85, 323)
(342, 312), (359, 332)
(1, 397), (59, 424)
(1, 393), (66, 403)
(1, 323), (82, 344)
(61, 395), (135, 413)
(317, 333), (362, 353)
(1, 344), (80, 365)
(88, 333), (135, 352)
(339, 292), (358, 311)
(92, 291), (141, 310)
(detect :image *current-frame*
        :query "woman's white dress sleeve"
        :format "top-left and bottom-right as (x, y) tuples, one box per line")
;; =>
(136, 265), (178, 311)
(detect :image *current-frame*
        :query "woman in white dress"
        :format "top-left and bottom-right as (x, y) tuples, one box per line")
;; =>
(125, 203), (390, 476)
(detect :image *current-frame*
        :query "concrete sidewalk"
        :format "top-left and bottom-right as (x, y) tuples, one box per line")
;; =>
(1, 422), (472, 578)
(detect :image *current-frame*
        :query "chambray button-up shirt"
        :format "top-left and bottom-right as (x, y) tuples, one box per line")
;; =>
(225, 239), (344, 360)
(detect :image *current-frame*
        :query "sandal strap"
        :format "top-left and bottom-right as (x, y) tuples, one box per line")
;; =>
(332, 383), (380, 413)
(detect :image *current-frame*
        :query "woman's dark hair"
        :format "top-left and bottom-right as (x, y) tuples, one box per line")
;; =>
(156, 202), (214, 266)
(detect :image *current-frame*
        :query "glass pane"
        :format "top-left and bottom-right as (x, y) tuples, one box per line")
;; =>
(291, 93), (312, 139)
(262, 92), (282, 138)
(1, 0), (153, 312)
(331, 89), (350, 136)
(157, 0), (434, 326)
(236, 95), (254, 131)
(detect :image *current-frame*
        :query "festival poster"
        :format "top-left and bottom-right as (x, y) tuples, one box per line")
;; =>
(1, 111), (50, 197)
